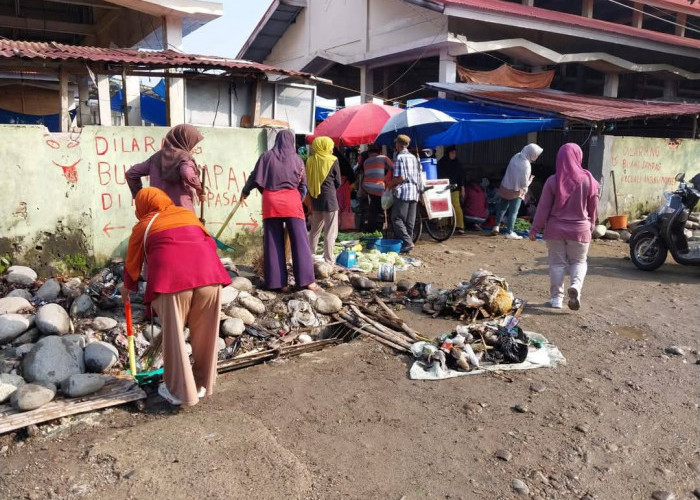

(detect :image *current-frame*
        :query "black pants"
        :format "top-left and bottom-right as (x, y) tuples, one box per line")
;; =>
(366, 195), (385, 233)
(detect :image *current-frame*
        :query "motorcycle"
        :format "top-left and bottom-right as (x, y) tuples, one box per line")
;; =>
(629, 172), (700, 271)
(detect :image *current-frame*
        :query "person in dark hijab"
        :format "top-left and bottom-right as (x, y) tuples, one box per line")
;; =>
(126, 124), (205, 212)
(241, 130), (319, 291)
(437, 146), (466, 234)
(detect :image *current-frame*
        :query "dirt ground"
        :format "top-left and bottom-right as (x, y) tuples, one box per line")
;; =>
(1, 234), (698, 500)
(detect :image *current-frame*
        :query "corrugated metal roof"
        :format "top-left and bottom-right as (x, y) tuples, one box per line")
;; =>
(0, 39), (315, 80)
(237, 1), (304, 62)
(426, 82), (700, 122)
(435, 0), (700, 50)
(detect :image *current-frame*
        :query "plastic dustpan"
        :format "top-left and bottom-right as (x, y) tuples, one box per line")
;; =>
(127, 367), (164, 386)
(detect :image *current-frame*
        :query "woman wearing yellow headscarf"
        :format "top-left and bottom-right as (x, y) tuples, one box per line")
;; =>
(306, 136), (341, 264)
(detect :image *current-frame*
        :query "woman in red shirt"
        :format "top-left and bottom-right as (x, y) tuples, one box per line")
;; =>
(121, 187), (231, 406)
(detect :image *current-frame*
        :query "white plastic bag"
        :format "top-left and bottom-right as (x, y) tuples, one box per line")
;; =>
(381, 189), (394, 210)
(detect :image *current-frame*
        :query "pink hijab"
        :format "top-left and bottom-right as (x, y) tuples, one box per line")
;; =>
(554, 143), (599, 211)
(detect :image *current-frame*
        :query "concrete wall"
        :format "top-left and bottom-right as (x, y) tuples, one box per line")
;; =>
(598, 135), (700, 220)
(264, 0), (445, 68)
(0, 125), (266, 270)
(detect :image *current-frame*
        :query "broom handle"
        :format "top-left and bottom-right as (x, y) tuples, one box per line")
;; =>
(124, 298), (137, 376)
(216, 199), (243, 239)
(199, 168), (207, 223)
(610, 170), (619, 214)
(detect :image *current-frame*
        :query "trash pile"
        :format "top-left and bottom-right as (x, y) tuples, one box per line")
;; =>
(411, 270), (521, 321)
(0, 259), (361, 414)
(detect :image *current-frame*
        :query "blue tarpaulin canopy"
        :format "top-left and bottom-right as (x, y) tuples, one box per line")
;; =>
(315, 105), (334, 121)
(111, 89), (166, 126)
(411, 98), (564, 147)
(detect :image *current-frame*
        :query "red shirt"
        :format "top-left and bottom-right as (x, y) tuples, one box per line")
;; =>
(124, 225), (231, 303)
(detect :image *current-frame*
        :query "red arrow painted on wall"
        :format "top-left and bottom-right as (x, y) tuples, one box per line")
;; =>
(236, 217), (259, 231)
(103, 222), (126, 237)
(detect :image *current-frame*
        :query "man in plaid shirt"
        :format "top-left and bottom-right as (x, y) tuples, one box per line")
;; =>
(387, 134), (421, 253)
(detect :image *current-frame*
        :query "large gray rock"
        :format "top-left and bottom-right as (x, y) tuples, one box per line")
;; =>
(35, 279), (61, 302)
(314, 261), (334, 280)
(62, 334), (87, 349)
(225, 306), (255, 325)
(618, 229), (632, 243)
(84, 341), (118, 373)
(6, 288), (33, 301)
(70, 294), (96, 318)
(0, 314), (34, 345)
(221, 318), (245, 337)
(220, 286), (239, 306)
(0, 382), (17, 403)
(11, 383), (55, 411)
(230, 276), (253, 293)
(255, 290), (277, 302)
(592, 225), (607, 239)
(0, 373), (26, 388)
(61, 278), (84, 300)
(11, 327), (40, 345)
(22, 335), (85, 385)
(602, 230), (620, 240)
(349, 274), (376, 290)
(294, 289), (318, 303)
(5, 266), (37, 287)
(238, 294), (266, 315)
(0, 297), (33, 315)
(327, 285), (353, 300)
(92, 316), (118, 331)
(35, 303), (71, 335)
(314, 292), (343, 314)
(61, 373), (106, 398)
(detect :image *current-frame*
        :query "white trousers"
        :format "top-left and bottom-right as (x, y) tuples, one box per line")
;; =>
(308, 210), (339, 264)
(546, 240), (590, 300)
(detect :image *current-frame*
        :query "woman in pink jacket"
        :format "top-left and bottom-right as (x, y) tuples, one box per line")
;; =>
(529, 143), (599, 310)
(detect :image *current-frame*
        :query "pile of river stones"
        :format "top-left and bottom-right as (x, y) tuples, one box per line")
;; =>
(0, 259), (375, 413)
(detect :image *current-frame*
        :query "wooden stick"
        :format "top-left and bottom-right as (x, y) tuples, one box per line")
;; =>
(349, 306), (413, 348)
(338, 312), (410, 352)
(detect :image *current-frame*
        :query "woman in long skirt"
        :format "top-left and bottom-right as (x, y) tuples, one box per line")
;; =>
(121, 187), (231, 406)
(242, 130), (319, 291)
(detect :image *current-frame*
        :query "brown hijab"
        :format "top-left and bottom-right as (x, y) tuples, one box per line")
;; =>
(153, 124), (203, 182)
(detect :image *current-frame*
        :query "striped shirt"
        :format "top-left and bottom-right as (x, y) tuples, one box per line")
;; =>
(393, 149), (421, 202)
(362, 155), (393, 196)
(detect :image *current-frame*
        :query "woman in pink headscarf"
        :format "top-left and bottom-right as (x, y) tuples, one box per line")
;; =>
(529, 143), (600, 310)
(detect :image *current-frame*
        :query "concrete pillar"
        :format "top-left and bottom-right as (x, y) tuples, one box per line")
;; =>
(96, 74), (111, 126)
(163, 15), (185, 126)
(78, 77), (92, 127)
(438, 48), (457, 99)
(603, 73), (619, 98)
(360, 65), (374, 103)
(59, 67), (70, 132)
(522, 0), (534, 5)
(582, 0), (594, 18)
(675, 13), (686, 36)
(123, 74), (142, 126)
(632, 3), (643, 28)
(663, 80), (677, 99)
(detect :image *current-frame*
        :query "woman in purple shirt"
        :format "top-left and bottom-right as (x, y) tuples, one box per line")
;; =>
(126, 124), (205, 212)
(529, 143), (599, 310)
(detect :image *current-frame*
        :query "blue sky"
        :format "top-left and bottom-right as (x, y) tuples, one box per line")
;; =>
(183, 1), (273, 57)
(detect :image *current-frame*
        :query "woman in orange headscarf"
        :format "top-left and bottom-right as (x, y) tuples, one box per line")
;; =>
(121, 187), (231, 406)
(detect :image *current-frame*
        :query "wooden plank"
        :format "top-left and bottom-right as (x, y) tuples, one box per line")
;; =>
(0, 378), (145, 435)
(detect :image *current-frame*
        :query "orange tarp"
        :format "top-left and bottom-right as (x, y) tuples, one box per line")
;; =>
(457, 64), (555, 89)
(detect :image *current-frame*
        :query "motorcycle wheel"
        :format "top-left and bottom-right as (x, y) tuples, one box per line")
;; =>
(425, 208), (457, 242)
(629, 233), (668, 271)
